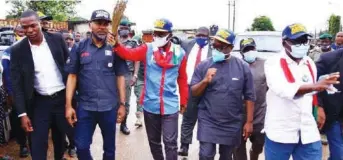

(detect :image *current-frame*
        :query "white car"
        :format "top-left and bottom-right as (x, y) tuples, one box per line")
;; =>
(231, 31), (283, 60)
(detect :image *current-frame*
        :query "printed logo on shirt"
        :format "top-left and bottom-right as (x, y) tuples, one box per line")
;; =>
(81, 52), (90, 57)
(105, 50), (112, 56)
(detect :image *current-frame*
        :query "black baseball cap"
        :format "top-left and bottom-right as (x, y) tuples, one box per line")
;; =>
(240, 38), (256, 52)
(90, 10), (111, 22)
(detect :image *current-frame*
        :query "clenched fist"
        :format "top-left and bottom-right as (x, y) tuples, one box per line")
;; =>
(203, 68), (217, 83)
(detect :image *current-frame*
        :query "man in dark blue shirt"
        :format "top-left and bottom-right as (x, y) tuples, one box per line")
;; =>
(65, 9), (128, 160)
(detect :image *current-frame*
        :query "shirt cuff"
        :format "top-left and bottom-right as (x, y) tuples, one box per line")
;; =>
(18, 113), (27, 117)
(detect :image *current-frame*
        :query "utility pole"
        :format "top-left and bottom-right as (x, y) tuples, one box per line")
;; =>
(228, 0), (231, 30)
(233, 0), (236, 32)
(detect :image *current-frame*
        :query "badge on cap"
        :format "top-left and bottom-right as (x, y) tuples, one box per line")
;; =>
(105, 50), (112, 56)
(108, 62), (113, 67)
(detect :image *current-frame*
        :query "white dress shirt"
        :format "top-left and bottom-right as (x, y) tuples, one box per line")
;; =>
(186, 43), (209, 84)
(264, 51), (320, 144)
(19, 37), (65, 117)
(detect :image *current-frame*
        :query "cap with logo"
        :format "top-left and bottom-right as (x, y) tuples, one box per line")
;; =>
(90, 9), (111, 22)
(213, 29), (235, 45)
(37, 11), (53, 21)
(153, 18), (173, 32)
(282, 23), (312, 40)
(240, 38), (256, 52)
(319, 33), (333, 40)
(66, 33), (74, 40)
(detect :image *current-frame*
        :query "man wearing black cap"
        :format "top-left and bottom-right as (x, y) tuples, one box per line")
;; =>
(37, 11), (53, 32)
(263, 23), (338, 159)
(178, 26), (212, 157)
(117, 18), (140, 134)
(65, 9), (128, 160)
(233, 38), (266, 160)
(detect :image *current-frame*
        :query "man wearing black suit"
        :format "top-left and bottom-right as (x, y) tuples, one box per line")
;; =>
(10, 10), (69, 160)
(178, 27), (213, 157)
(316, 48), (343, 159)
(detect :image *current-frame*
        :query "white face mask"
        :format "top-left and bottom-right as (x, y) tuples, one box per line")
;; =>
(290, 44), (310, 59)
(153, 34), (169, 47)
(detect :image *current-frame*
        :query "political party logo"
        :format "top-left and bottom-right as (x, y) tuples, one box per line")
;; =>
(242, 38), (254, 46)
(95, 10), (109, 18)
(217, 29), (230, 40)
(290, 24), (306, 35)
(154, 20), (165, 29)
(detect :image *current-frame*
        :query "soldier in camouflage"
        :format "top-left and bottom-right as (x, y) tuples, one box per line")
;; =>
(308, 33), (334, 62)
(118, 19), (140, 135)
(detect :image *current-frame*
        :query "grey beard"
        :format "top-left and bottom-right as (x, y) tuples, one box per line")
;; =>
(92, 32), (107, 41)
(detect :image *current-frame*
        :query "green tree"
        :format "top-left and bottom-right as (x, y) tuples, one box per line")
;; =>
(5, 0), (80, 21)
(328, 14), (341, 38)
(251, 16), (275, 31)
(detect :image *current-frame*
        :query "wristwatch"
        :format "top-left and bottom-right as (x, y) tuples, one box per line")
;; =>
(120, 102), (128, 107)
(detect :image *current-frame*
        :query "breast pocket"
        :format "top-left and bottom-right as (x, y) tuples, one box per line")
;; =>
(103, 55), (115, 76)
(80, 54), (92, 70)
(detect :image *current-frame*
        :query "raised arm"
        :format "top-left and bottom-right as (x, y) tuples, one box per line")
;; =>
(113, 43), (148, 62)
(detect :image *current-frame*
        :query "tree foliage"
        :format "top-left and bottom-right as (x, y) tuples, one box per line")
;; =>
(251, 16), (275, 31)
(328, 14), (341, 38)
(5, 0), (80, 21)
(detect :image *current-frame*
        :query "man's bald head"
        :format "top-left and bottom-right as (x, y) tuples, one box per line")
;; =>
(336, 32), (343, 46)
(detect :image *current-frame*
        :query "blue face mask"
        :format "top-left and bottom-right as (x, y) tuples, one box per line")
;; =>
(243, 50), (257, 63)
(195, 37), (208, 48)
(212, 49), (226, 63)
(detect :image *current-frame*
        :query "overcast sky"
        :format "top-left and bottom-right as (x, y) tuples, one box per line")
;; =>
(1, 0), (342, 33)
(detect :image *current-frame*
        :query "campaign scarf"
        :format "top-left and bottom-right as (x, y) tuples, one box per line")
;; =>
(152, 43), (182, 69)
(280, 58), (319, 120)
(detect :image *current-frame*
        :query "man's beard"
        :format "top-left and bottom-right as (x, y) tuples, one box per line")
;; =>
(92, 32), (107, 41)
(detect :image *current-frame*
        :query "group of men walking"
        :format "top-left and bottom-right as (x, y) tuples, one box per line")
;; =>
(3, 7), (343, 160)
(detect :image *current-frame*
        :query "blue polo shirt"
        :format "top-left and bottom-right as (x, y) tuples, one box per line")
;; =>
(65, 38), (129, 112)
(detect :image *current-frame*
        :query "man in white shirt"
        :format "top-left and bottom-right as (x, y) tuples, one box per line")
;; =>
(10, 10), (69, 160)
(264, 23), (339, 160)
(178, 27), (212, 157)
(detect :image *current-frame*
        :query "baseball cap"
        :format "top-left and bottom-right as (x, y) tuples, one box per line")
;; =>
(319, 33), (333, 40)
(240, 38), (256, 52)
(196, 27), (209, 36)
(120, 18), (131, 26)
(90, 9), (111, 22)
(153, 18), (173, 32)
(282, 23), (311, 40)
(212, 29), (235, 45)
(37, 11), (53, 21)
(66, 33), (74, 40)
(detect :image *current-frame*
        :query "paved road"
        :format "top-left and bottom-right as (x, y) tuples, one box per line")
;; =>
(1, 91), (330, 159)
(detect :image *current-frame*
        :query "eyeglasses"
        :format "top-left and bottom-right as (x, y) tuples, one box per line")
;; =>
(286, 39), (309, 47)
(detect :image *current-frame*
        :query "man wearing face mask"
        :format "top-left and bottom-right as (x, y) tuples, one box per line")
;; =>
(110, 18), (188, 160)
(117, 18), (140, 134)
(309, 33), (333, 62)
(232, 38), (266, 160)
(178, 27), (212, 157)
(190, 29), (255, 160)
(65, 9), (128, 160)
(263, 24), (340, 159)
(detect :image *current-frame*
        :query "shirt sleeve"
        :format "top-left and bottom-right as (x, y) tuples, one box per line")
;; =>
(177, 56), (188, 105)
(114, 53), (129, 76)
(2, 58), (12, 96)
(65, 44), (80, 74)
(243, 62), (256, 101)
(264, 57), (301, 100)
(113, 43), (147, 62)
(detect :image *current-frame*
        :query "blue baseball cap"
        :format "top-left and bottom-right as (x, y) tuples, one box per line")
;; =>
(240, 38), (256, 52)
(153, 18), (173, 32)
(282, 23), (311, 40)
(213, 29), (235, 45)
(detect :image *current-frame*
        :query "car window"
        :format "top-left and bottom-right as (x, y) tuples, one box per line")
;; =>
(233, 35), (282, 53)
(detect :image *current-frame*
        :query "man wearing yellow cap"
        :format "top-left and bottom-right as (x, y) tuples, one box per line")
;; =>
(190, 29), (255, 159)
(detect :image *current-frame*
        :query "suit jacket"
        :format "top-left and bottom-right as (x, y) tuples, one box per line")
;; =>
(181, 39), (213, 58)
(10, 32), (69, 116)
(316, 49), (343, 129)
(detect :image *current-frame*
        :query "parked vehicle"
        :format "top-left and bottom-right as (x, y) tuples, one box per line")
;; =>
(231, 31), (283, 59)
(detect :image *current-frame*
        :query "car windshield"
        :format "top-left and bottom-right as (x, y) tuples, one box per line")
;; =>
(232, 35), (283, 53)
(0, 33), (15, 46)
